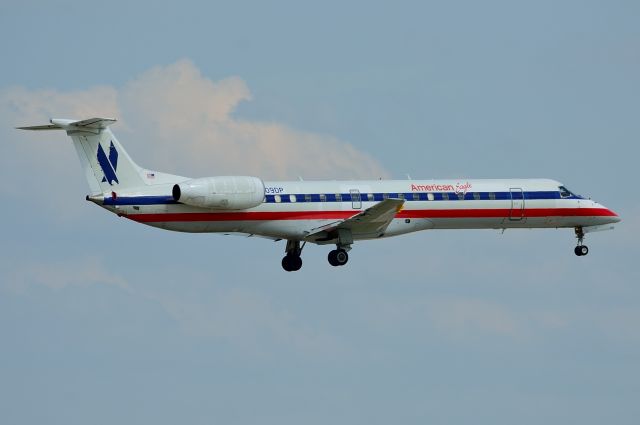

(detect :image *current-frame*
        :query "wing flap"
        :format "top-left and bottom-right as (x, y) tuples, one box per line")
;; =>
(344, 198), (405, 234)
(305, 198), (405, 242)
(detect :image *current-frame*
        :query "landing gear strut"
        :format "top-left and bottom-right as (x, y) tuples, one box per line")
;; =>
(574, 226), (589, 256)
(328, 228), (352, 267)
(282, 240), (304, 272)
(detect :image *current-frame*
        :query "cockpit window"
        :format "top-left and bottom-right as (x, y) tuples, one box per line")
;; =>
(559, 186), (573, 198)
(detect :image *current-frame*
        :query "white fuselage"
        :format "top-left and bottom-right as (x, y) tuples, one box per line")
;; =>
(97, 178), (619, 242)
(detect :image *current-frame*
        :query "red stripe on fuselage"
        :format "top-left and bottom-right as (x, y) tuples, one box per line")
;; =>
(396, 207), (617, 218)
(126, 208), (616, 223)
(127, 211), (355, 223)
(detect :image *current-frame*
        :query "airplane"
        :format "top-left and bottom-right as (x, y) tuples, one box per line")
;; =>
(18, 117), (620, 271)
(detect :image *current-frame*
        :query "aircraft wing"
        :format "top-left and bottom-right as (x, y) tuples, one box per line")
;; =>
(305, 198), (405, 242)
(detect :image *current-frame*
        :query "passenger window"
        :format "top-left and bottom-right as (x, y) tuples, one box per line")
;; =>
(274, 195), (281, 203)
(473, 192), (480, 200)
(489, 192), (496, 200)
(457, 193), (464, 200)
(412, 193), (420, 201)
(305, 194), (311, 202)
(382, 193), (389, 200)
(290, 194), (296, 203)
(335, 194), (342, 202)
(397, 193), (405, 200)
(442, 193), (449, 200)
(367, 193), (374, 201)
(319, 194), (326, 202)
(427, 193), (434, 201)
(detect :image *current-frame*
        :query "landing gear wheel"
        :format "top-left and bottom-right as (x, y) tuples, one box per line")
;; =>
(335, 249), (348, 265)
(282, 240), (304, 271)
(282, 254), (302, 271)
(281, 256), (291, 271)
(328, 249), (349, 267)
(574, 245), (589, 256)
(328, 250), (339, 266)
(573, 227), (589, 257)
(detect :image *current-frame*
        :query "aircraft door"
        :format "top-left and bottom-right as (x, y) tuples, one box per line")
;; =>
(509, 188), (525, 221)
(350, 189), (362, 209)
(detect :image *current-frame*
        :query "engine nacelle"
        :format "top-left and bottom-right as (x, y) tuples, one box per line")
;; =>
(172, 176), (265, 210)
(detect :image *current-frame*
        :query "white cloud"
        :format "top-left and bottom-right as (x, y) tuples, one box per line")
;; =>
(148, 288), (344, 356)
(355, 288), (640, 344)
(354, 291), (596, 343)
(0, 84), (121, 216)
(354, 293), (523, 341)
(0, 254), (342, 355)
(2, 59), (389, 182)
(3, 84), (120, 126)
(3, 256), (129, 293)
(425, 297), (520, 338)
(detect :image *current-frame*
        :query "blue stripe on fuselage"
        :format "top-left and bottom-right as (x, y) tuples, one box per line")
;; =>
(264, 190), (576, 203)
(104, 195), (176, 205)
(103, 190), (579, 206)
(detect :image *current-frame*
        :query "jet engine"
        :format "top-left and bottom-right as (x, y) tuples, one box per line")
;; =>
(172, 176), (265, 210)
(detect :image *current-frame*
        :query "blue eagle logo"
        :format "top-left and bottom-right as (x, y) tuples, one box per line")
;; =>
(97, 141), (119, 185)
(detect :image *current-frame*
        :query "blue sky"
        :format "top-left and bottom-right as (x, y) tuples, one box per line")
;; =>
(1, 1), (639, 424)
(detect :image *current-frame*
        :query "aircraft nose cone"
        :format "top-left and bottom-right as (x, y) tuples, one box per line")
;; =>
(610, 211), (621, 223)
(605, 207), (621, 223)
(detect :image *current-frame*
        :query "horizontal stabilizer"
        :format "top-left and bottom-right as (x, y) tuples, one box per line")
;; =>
(16, 124), (64, 131)
(66, 117), (117, 129)
(17, 118), (117, 131)
(16, 116), (149, 193)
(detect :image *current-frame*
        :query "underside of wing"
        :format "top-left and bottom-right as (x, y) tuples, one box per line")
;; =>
(305, 198), (405, 243)
(15, 124), (63, 131)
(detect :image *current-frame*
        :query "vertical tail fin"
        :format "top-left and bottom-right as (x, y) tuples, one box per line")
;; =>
(18, 118), (146, 193)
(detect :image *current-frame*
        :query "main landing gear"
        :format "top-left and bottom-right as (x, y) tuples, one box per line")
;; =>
(282, 240), (303, 272)
(328, 248), (349, 267)
(574, 226), (589, 256)
(328, 228), (352, 267)
(280, 241), (352, 271)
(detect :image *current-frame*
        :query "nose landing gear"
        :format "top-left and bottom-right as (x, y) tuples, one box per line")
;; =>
(574, 245), (589, 256)
(574, 226), (589, 256)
